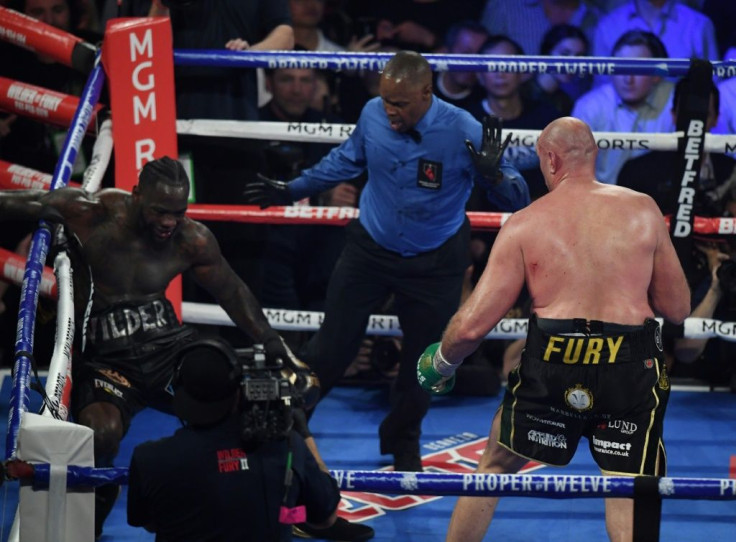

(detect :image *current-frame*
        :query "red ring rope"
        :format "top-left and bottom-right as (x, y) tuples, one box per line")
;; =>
(0, 247), (57, 298)
(0, 77), (102, 131)
(185, 204), (736, 235)
(0, 6), (94, 71)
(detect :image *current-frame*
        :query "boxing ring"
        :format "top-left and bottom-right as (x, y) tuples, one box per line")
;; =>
(0, 6), (735, 541)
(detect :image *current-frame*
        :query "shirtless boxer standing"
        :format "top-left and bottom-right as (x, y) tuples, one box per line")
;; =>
(417, 117), (691, 542)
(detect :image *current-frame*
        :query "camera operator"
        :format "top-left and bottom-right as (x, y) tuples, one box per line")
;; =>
(127, 338), (341, 541)
(672, 240), (736, 391)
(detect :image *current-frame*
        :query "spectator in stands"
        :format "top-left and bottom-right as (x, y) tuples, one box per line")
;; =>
(309, 70), (341, 117)
(260, 65), (342, 169)
(0, 0), (95, 369)
(337, 44), (400, 124)
(286, 0), (379, 127)
(480, 0), (600, 56)
(593, 0), (719, 65)
(725, 41), (736, 66)
(468, 35), (562, 199)
(258, 64), (359, 347)
(290, 0), (379, 53)
(345, 0), (480, 53)
(590, 1), (709, 14)
(150, 0), (293, 302)
(434, 20), (488, 112)
(572, 30), (674, 184)
(467, 36), (562, 131)
(671, 238), (736, 392)
(714, 77), (736, 137)
(618, 76), (736, 215)
(0, 235), (31, 368)
(1, 0), (97, 177)
(702, 0), (736, 60)
(290, 0), (343, 51)
(522, 23), (591, 116)
(152, 0), (293, 126)
(710, 24), (736, 139)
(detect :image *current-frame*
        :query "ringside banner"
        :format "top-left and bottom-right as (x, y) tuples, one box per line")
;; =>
(669, 60), (712, 277)
(102, 18), (178, 187)
(102, 18), (181, 316)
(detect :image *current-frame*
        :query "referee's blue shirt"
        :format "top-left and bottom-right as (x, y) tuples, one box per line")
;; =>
(288, 96), (530, 256)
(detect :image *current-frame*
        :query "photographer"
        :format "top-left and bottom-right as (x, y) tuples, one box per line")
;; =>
(127, 339), (341, 541)
(671, 240), (736, 392)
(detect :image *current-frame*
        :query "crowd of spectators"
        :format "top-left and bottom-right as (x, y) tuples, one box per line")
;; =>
(2, 1), (736, 393)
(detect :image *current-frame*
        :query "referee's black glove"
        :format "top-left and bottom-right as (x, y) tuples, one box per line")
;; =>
(242, 173), (292, 208)
(465, 115), (512, 184)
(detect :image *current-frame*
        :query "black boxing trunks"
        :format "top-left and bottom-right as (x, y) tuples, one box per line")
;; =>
(85, 297), (183, 355)
(72, 297), (197, 432)
(498, 315), (670, 476)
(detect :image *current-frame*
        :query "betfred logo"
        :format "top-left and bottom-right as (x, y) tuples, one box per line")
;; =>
(335, 434), (545, 522)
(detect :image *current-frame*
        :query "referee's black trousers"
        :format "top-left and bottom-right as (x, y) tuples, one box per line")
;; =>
(303, 219), (470, 457)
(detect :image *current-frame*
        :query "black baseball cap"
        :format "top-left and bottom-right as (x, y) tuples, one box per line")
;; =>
(172, 340), (241, 426)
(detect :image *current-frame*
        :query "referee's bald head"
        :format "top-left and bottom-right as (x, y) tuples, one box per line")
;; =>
(382, 50), (432, 88)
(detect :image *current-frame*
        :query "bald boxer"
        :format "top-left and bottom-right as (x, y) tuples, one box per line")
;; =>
(0, 157), (304, 537)
(418, 117), (691, 542)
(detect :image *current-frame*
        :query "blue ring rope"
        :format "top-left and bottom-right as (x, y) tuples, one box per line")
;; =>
(4, 50), (105, 461)
(328, 471), (736, 500)
(23, 466), (736, 501)
(173, 50), (736, 78)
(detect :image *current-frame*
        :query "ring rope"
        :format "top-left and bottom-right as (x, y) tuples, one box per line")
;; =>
(3, 255), (732, 343)
(49, 52), (104, 192)
(0, 247), (57, 298)
(172, 49), (736, 79)
(27, 80), (732, 155)
(185, 205), (736, 237)
(182, 303), (736, 343)
(6, 222), (54, 459)
(0, 160), (53, 190)
(6, 462), (735, 502)
(81, 117), (113, 193)
(0, 6), (96, 72)
(40, 230), (74, 421)
(331, 471), (736, 500)
(0, 77), (103, 132)
(177, 119), (736, 154)
(5, 52), (105, 460)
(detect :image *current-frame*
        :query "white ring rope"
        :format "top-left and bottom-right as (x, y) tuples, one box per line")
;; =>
(81, 118), (112, 193)
(182, 303), (736, 343)
(43, 245), (73, 421)
(177, 119), (736, 154)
